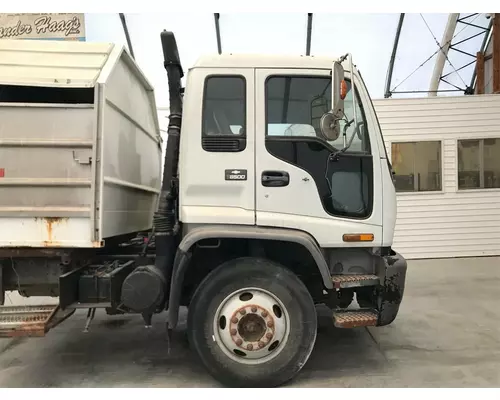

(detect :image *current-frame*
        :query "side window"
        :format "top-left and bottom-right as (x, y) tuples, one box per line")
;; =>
(266, 76), (370, 154)
(202, 75), (246, 152)
(391, 141), (442, 192)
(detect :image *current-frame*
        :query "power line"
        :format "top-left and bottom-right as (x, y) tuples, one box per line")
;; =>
(391, 48), (440, 92)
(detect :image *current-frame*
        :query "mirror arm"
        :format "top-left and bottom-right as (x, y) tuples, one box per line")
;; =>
(329, 121), (359, 162)
(342, 118), (351, 147)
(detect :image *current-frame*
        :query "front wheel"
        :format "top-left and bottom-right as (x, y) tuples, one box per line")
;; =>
(187, 257), (317, 387)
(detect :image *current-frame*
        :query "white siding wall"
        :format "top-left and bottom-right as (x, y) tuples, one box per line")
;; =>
(374, 94), (500, 259)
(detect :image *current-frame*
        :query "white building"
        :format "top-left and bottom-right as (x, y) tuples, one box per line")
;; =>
(374, 94), (500, 259)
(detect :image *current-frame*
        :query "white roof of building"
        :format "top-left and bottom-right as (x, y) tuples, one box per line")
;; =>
(192, 53), (338, 70)
(0, 39), (115, 88)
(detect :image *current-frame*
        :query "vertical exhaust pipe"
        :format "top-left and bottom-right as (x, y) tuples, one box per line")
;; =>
(153, 30), (184, 301)
(120, 31), (184, 317)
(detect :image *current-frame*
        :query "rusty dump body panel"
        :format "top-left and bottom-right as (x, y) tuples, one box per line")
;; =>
(0, 39), (163, 249)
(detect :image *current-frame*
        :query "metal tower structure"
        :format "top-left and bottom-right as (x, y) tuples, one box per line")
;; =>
(384, 13), (493, 98)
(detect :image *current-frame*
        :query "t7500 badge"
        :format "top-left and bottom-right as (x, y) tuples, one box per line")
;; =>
(225, 169), (247, 181)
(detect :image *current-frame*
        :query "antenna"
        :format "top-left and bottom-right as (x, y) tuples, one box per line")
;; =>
(306, 13), (313, 56)
(214, 13), (222, 54)
(119, 13), (135, 60)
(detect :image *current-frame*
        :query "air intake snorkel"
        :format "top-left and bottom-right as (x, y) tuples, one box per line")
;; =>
(153, 30), (184, 307)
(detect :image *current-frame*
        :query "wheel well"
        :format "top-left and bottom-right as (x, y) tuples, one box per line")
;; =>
(180, 238), (326, 306)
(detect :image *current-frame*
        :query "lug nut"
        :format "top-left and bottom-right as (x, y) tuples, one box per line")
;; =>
(251, 306), (258, 313)
(267, 321), (274, 328)
(261, 311), (268, 318)
(247, 344), (253, 351)
(230, 329), (237, 335)
(258, 341), (265, 348)
(231, 317), (238, 324)
(239, 309), (246, 315)
(266, 332), (273, 339)
(235, 338), (243, 346)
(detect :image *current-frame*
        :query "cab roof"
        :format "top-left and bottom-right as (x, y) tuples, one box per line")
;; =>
(191, 53), (339, 70)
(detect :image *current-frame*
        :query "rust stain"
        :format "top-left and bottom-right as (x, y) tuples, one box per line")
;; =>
(35, 217), (68, 247)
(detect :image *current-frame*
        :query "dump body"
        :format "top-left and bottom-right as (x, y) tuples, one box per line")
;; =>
(0, 40), (162, 248)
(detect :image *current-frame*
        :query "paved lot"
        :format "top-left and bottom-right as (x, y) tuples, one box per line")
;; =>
(1, 257), (499, 387)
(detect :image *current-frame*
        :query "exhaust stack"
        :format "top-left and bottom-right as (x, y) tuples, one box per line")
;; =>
(120, 31), (184, 315)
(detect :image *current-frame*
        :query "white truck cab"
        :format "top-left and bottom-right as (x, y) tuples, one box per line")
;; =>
(180, 54), (397, 247)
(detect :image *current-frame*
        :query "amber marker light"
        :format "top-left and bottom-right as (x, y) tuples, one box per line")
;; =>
(340, 79), (348, 100)
(342, 234), (374, 242)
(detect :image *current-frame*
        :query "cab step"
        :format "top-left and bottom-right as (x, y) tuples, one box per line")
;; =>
(331, 274), (379, 289)
(0, 305), (74, 338)
(333, 310), (378, 328)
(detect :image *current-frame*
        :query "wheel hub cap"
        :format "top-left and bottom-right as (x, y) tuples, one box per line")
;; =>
(213, 288), (289, 364)
(231, 304), (275, 350)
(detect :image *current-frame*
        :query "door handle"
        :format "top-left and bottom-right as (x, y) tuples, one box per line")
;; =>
(262, 171), (290, 187)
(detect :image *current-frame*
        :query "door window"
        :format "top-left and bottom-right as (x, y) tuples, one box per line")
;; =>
(265, 75), (373, 219)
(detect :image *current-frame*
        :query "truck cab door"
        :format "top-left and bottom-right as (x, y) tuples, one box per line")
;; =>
(179, 68), (256, 225)
(254, 68), (383, 248)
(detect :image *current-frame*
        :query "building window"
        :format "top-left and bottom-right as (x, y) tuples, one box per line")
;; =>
(458, 138), (500, 189)
(391, 141), (442, 192)
(202, 75), (246, 152)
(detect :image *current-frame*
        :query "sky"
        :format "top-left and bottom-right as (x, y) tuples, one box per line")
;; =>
(84, 13), (491, 109)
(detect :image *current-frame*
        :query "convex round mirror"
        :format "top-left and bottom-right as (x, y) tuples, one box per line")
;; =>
(319, 112), (341, 141)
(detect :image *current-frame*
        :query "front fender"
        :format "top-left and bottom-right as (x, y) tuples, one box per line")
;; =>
(166, 224), (333, 329)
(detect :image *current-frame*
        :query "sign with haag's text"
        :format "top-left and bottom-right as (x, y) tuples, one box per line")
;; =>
(0, 13), (85, 41)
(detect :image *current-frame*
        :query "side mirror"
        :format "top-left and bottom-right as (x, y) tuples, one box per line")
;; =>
(319, 61), (346, 142)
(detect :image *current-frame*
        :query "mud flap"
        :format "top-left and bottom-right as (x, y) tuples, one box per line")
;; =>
(377, 251), (407, 326)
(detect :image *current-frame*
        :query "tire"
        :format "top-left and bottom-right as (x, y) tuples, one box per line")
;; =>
(187, 257), (317, 388)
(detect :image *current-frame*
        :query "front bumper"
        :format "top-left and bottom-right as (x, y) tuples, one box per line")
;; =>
(377, 250), (407, 326)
